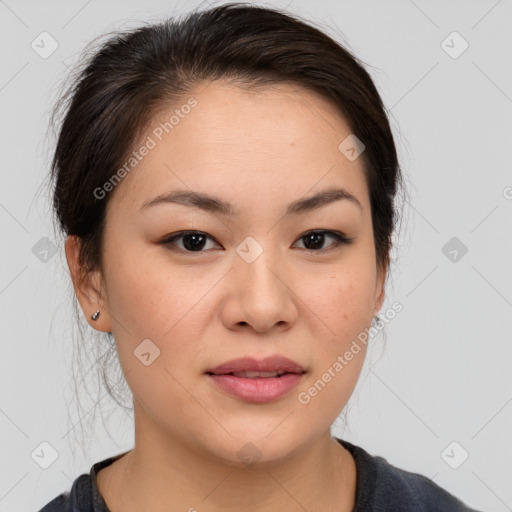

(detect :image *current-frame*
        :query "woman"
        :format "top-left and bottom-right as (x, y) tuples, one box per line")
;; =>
(40, 3), (480, 511)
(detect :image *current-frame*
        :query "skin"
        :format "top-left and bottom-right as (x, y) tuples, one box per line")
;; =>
(66, 79), (386, 511)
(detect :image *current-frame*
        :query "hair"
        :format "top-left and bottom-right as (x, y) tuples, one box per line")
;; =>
(48, 2), (406, 454)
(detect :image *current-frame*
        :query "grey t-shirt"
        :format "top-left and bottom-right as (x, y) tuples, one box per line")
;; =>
(39, 437), (481, 511)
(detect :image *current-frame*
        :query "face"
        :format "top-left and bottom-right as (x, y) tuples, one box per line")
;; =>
(69, 80), (385, 466)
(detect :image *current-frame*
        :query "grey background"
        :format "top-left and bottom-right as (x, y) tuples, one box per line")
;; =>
(1, 0), (511, 510)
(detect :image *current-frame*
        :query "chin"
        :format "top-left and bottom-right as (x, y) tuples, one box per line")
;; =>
(198, 428), (308, 469)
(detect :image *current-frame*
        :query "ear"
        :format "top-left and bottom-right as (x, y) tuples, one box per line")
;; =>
(65, 235), (112, 332)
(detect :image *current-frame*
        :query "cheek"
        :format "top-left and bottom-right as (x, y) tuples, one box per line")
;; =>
(103, 259), (207, 418)
(103, 242), (200, 337)
(102, 245), (220, 382)
(298, 260), (375, 398)
(306, 263), (376, 341)
(296, 274), (371, 424)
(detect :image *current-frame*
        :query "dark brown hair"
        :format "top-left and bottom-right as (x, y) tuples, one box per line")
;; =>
(51, 2), (403, 280)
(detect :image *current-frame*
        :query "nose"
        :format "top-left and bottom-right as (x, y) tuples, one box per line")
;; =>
(221, 244), (299, 333)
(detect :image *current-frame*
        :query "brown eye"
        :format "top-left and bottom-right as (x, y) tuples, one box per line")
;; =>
(161, 231), (221, 252)
(160, 229), (353, 255)
(293, 230), (353, 252)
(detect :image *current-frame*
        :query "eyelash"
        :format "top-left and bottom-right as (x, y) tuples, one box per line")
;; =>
(159, 229), (354, 254)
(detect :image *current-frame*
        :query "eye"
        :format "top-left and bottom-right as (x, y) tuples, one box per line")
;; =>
(160, 229), (353, 254)
(293, 230), (354, 252)
(160, 231), (221, 253)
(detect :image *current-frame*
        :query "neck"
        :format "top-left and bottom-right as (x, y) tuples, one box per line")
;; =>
(97, 402), (357, 512)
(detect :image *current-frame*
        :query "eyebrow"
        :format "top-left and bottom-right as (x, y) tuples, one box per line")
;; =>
(139, 187), (362, 216)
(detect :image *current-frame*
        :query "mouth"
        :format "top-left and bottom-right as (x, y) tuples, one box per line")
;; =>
(207, 370), (296, 378)
(205, 355), (306, 403)
(206, 355), (305, 375)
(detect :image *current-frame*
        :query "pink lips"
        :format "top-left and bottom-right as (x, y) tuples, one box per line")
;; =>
(207, 355), (305, 375)
(206, 355), (305, 403)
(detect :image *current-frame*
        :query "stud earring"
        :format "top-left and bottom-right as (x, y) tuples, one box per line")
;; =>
(91, 310), (100, 321)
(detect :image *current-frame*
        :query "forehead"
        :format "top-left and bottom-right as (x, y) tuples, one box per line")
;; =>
(107, 80), (370, 217)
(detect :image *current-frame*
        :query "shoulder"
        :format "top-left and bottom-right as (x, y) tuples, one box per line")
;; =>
(369, 454), (479, 511)
(38, 493), (69, 512)
(38, 452), (127, 512)
(336, 438), (481, 512)
(37, 474), (92, 512)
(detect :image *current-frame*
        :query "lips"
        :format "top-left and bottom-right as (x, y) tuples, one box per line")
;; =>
(206, 355), (306, 403)
(206, 355), (305, 376)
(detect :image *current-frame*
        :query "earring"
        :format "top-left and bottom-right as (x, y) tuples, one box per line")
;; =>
(91, 310), (100, 321)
